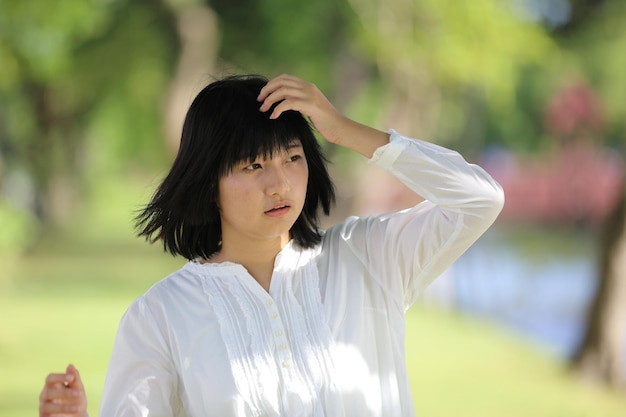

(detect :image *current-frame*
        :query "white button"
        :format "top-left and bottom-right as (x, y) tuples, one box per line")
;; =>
(282, 359), (291, 368)
(275, 330), (283, 337)
(266, 299), (273, 306)
(279, 344), (287, 350)
(271, 312), (278, 319)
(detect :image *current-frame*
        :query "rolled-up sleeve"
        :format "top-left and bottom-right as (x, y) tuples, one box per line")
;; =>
(339, 130), (504, 308)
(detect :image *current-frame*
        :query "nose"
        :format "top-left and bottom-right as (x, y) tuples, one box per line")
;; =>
(266, 165), (290, 196)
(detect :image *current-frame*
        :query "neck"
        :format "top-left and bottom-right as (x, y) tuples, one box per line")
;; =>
(209, 235), (290, 292)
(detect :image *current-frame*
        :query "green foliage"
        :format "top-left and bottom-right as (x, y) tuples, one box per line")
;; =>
(76, 3), (178, 171)
(342, 0), (624, 152)
(0, 0), (178, 168)
(0, 200), (37, 252)
(0, 0), (114, 84)
(348, 0), (556, 108)
(0, 0), (178, 242)
(484, 65), (557, 152)
(210, 0), (349, 88)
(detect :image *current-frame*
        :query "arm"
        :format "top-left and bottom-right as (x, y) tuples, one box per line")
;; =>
(39, 364), (88, 417)
(336, 131), (504, 306)
(99, 297), (183, 416)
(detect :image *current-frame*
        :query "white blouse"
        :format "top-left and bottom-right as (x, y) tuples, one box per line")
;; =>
(99, 131), (504, 417)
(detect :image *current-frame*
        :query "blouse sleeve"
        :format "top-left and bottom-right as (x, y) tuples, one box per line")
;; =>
(99, 296), (184, 417)
(334, 130), (504, 309)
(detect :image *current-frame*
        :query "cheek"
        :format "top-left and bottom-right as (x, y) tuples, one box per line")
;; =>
(219, 189), (244, 209)
(216, 181), (240, 212)
(300, 164), (310, 188)
(298, 169), (310, 203)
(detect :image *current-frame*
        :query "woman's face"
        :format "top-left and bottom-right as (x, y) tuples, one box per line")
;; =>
(216, 140), (309, 249)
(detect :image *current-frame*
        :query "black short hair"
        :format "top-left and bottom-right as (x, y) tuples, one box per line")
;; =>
(135, 75), (335, 260)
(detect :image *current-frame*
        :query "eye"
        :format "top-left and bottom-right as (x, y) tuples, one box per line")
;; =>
(244, 162), (262, 171)
(288, 154), (302, 163)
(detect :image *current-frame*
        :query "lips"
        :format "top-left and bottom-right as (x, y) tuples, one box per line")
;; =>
(265, 203), (291, 216)
(267, 205), (289, 212)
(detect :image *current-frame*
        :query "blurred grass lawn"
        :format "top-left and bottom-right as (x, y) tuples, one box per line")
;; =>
(2, 177), (626, 416)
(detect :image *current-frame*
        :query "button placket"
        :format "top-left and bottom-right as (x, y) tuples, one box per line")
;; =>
(265, 297), (293, 370)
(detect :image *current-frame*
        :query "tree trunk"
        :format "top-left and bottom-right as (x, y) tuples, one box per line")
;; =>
(163, 4), (220, 152)
(571, 184), (626, 388)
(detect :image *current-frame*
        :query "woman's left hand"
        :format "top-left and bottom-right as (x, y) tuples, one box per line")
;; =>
(39, 364), (87, 417)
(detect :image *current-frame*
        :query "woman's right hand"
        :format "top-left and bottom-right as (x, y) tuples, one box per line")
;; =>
(258, 74), (390, 159)
(39, 364), (87, 417)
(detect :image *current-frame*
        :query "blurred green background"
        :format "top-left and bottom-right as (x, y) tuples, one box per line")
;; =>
(2, 0), (626, 416)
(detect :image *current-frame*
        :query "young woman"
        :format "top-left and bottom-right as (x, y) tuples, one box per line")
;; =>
(39, 74), (504, 417)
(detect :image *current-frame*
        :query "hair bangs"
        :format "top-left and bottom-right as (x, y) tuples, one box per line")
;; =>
(218, 107), (312, 177)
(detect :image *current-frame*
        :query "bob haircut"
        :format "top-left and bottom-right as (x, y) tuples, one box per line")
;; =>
(135, 74), (335, 260)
